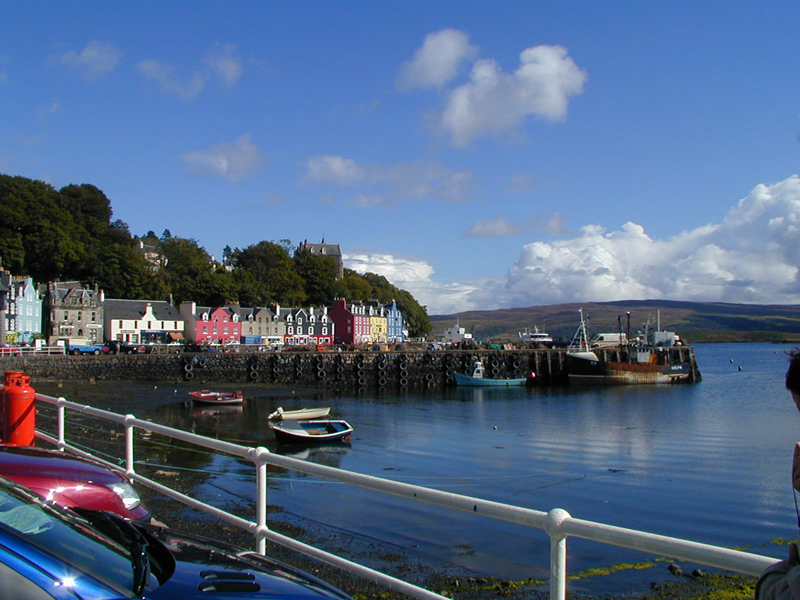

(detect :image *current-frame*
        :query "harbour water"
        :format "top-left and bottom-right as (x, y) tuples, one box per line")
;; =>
(35, 342), (800, 593)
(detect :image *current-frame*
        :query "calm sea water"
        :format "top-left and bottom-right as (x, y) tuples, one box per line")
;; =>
(35, 343), (800, 592)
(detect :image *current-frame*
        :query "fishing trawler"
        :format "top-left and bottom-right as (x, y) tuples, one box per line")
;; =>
(564, 309), (691, 385)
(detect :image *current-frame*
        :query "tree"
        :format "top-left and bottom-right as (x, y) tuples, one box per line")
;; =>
(334, 270), (374, 302)
(360, 272), (431, 337)
(0, 174), (431, 325)
(236, 241), (306, 306)
(294, 250), (338, 305)
(93, 244), (150, 299)
(0, 175), (85, 280)
(159, 237), (233, 306)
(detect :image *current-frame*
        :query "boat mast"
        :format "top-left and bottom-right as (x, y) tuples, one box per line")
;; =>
(573, 308), (590, 351)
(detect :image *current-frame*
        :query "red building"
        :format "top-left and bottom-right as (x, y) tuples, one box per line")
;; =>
(329, 299), (370, 344)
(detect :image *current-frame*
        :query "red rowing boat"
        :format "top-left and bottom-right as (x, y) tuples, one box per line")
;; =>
(188, 390), (244, 404)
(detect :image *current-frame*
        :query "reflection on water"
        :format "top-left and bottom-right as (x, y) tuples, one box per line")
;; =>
(33, 344), (800, 589)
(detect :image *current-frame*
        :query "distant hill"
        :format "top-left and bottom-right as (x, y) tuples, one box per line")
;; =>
(429, 300), (800, 343)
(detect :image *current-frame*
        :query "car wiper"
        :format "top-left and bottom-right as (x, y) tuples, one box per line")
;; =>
(72, 508), (151, 595)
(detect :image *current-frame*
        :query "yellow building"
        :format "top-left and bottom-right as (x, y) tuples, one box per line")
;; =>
(368, 302), (388, 344)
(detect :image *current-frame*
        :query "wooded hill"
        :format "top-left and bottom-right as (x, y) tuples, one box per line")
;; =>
(430, 299), (800, 343)
(0, 173), (431, 336)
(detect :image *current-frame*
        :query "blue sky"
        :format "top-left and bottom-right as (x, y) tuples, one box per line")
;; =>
(2, 1), (799, 314)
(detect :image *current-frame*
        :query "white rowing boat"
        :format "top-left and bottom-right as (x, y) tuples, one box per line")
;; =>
(268, 406), (331, 421)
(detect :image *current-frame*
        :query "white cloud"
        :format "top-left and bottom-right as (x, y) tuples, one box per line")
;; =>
(305, 155), (367, 185)
(181, 134), (265, 182)
(466, 216), (529, 237)
(507, 171), (532, 193)
(139, 59), (204, 100)
(205, 43), (242, 87)
(396, 29), (478, 91)
(61, 41), (123, 80)
(489, 176), (800, 308)
(439, 45), (587, 147)
(466, 212), (565, 238)
(544, 211), (566, 235)
(138, 44), (242, 100)
(304, 155), (476, 206)
(348, 176), (800, 314)
(347, 194), (387, 208)
(344, 252), (486, 315)
(37, 100), (60, 121)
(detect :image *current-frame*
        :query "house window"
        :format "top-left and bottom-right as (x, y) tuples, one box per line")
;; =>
(288, 326), (293, 334)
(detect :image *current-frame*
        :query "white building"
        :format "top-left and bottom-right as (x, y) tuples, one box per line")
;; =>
(440, 321), (473, 344)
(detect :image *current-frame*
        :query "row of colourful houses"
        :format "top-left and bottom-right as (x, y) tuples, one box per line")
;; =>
(0, 276), (407, 347)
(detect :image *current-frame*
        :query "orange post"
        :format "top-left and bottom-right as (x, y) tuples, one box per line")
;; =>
(1, 372), (36, 446)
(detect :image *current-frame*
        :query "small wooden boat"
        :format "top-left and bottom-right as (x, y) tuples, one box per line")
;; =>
(188, 390), (244, 404)
(454, 361), (532, 387)
(268, 406), (331, 421)
(271, 419), (353, 444)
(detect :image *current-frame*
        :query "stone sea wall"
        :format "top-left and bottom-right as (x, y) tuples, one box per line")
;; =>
(0, 346), (700, 390)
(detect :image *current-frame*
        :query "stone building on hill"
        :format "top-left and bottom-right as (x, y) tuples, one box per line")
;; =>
(296, 239), (344, 279)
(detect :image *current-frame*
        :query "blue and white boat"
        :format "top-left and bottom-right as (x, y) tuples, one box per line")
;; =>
(271, 419), (354, 444)
(454, 360), (533, 387)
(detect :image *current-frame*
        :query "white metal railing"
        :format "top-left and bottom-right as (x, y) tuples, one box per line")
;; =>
(32, 392), (778, 600)
(1, 345), (66, 356)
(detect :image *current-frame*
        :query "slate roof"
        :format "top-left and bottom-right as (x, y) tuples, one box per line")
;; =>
(103, 299), (181, 320)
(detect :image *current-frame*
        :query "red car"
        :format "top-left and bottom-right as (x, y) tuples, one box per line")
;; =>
(0, 445), (150, 521)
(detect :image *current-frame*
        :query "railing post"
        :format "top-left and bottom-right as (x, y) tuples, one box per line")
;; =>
(252, 447), (270, 555)
(545, 508), (571, 600)
(57, 399), (66, 451)
(124, 414), (136, 477)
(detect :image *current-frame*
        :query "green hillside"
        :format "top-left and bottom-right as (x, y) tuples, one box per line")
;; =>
(429, 300), (800, 343)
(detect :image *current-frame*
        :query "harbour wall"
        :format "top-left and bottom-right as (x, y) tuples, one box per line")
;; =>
(0, 346), (700, 389)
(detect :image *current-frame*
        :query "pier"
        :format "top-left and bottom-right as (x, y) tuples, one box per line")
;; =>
(0, 346), (701, 387)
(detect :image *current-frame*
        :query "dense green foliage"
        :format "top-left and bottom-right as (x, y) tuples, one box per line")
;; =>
(0, 173), (431, 336)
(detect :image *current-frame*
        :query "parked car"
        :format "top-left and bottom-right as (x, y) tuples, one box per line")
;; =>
(0, 344), (20, 356)
(0, 446), (150, 521)
(0, 475), (353, 600)
(103, 340), (146, 354)
(66, 341), (104, 355)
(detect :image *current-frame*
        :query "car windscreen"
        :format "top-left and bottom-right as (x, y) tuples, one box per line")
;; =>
(0, 479), (139, 597)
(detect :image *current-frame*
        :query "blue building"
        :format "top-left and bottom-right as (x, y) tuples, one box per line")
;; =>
(7, 276), (42, 344)
(385, 300), (406, 343)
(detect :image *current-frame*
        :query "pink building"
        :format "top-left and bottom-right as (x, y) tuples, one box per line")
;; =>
(180, 302), (241, 345)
